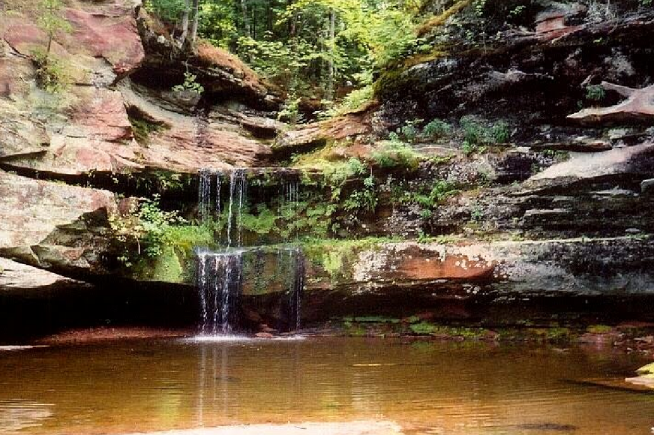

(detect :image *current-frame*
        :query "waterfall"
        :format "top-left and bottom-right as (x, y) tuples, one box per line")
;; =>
(198, 169), (212, 221)
(195, 168), (303, 335)
(288, 247), (304, 331)
(196, 250), (244, 334)
(198, 169), (222, 222)
(226, 169), (247, 248)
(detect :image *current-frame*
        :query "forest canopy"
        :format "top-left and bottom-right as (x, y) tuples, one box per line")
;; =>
(145, 0), (440, 105)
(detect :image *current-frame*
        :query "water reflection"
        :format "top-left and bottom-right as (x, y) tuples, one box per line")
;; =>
(0, 339), (652, 434)
(0, 400), (52, 434)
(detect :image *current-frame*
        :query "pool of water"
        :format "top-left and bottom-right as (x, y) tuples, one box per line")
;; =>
(0, 337), (652, 434)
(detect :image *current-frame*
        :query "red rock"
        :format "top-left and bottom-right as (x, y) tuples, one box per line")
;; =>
(63, 6), (144, 75)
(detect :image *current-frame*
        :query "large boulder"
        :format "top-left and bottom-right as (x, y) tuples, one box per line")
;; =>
(0, 171), (117, 278)
(0, 258), (89, 293)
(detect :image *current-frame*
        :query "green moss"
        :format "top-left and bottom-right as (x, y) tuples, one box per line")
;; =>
(301, 237), (396, 281)
(410, 322), (437, 335)
(352, 316), (400, 324)
(129, 115), (165, 144)
(370, 140), (422, 170)
(323, 251), (344, 281)
(150, 246), (184, 282)
(586, 324), (614, 334)
(241, 206), (277, 235)
(373, 68), (411, 100)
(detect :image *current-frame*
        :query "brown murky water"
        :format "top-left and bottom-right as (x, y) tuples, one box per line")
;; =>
(0, 337), (652, 434)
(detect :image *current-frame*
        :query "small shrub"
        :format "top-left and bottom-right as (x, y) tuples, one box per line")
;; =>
(371, 140), (421, 169)
(422, 118), (451, 139)
(585, 84), (606, 102)
(491, 121), (511, 143)
(459, 116), (511, 151)
(31, 49), (70, 93)
(172, 71), (204, 95)
(327, 85), (374, 117)
(278, 95), (303, 125)
(109, 195), (186, 266)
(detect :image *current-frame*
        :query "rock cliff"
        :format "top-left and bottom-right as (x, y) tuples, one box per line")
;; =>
(1, 0), (653, 337)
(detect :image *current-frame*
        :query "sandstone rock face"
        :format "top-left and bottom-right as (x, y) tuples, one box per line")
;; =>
(376, 1), (654, 148)
(342, 238), (654, 297)
(0, 258), (89, 292)
(0, 0), (280, 181)
(118, 81), (273, 171)
(0, 171), (116, 277)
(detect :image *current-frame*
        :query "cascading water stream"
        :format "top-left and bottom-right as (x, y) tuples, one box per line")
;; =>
(226, 169), (247, 248)
(196, 250), (243, 334)
(195, 168), (304, 335)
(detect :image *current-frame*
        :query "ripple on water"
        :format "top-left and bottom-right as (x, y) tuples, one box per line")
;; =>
(182, 335), (306, 343)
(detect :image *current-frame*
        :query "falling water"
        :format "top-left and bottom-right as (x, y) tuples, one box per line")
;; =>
(288, 247), (304, 331)
(279, 173), (300, 242)
(196, 251), (244, 334)
(198, 169), (222, 222)
(195, 168), (303, 335)
(226, 169), (247, 248)
(198, 169), (212, 221)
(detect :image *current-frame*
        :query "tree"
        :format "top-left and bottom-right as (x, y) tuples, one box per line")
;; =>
(38, 0), (72, 58)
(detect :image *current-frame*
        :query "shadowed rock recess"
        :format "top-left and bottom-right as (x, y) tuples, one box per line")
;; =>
(1, 0), (653, 340)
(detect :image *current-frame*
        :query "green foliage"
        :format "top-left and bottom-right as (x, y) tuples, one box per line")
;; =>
(31, 49), (70, 93)
(32, 0), (73, 93)
(172, 72), (205, 94)
(509, 5), (526, 17)
(323, 157), (367, 188)
(192, 0), (425, 101)
(585, 84), (606, 102)
(241, 205), (277, 235)
(37, 0), (72, 54)
(410, 322), (437, 335)
(422, 118), (451, 139)
(128, 116), (164, 145)
(277, 95), (303, 124)
(342, 175), (377, 213)
(586, 324), (613, 334)
(459, 116), (511, 154)
(371, 139), (421, 169)
(109, 196), (188, 267)
(144, 0), (188, 25)
(326, 84), (374, 117)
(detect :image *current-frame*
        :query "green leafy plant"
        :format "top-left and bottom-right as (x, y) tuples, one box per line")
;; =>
(509, 5), (526, 17)
(422, 118), (451, 139)
(326, 85), (374, 117)
(172, 71), (205, 95)
(109, 195), (186, 267)
(278, 95), (303, 125)
(38, 0), (72, 56)
(459, 116), (510, 153)
(585, 84), (606, 102)
(31, 48), (71, 93)
(371, 139), (421, 169)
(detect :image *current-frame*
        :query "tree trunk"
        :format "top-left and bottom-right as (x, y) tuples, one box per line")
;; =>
(326, 9), (336, 101)
(46, 34), (53, 57)
(241, 0), (250, 38)
(179, 0), (190, 47)
(190, 0), (200, 43)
